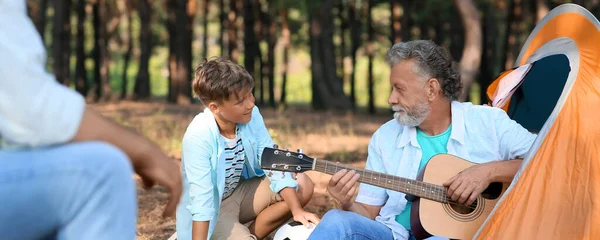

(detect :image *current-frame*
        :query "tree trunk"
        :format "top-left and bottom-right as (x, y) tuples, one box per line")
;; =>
(134, 0), (152, 99)
(202, 0), (209, 60)
(310, 0), (351, 110)
(267, 5), (276, 108)
(257, 46), (264, 105)
(243, 0), (257, 90)
(99, 0), (111, 102)
(253, 0), (264, 105)
(367, 0), (375, 113)
(337, 0), (346, 80)
(402, 0), (413, 41)
(479, 1), (496, 105)
(583, 0), (600, 11)
(121, 1), (133, 99)
(536, 0), (549, 23)
(390, 0), (402, 44)
(453, 0), (482, 102)
(502, 0), (520, 70)
(75, 0), (88, 96)
(243, 0), (257, 93)
(167, 0), (194, 104)
(52, 0), (72, 85)
(433, 6), (443, 45)
(348, 1), (361, 110)
(167, 0), (176, 101)
(417, 1), (429, 40)
(26, 1), (35, 19)
(572, 0), (585, 6)
(219, 0), (227, 56)
(259, 9), (269, 106)
(36, 0), (49, 41)
(93, 1), (101, 101)
(92, 0), (110, 102)
(449, 5), (464, 64)
(257, 1), (266, 105)
(228, 0), (240, 61)
(280, 8), (290, 106)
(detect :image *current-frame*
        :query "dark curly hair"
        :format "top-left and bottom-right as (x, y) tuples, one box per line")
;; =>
(192, 57), (255, 105)
(385, 40), (462, 101)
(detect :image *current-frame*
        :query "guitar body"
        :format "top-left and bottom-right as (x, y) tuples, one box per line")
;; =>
(410, 154), (508, 240)
(258, 148), (507, 240)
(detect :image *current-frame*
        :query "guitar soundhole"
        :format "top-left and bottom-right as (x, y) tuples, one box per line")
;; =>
(449, 200), (478, 214)
(444, 197), (484, 222)
(481, 182), (503, 200)
(443, 182), (504, 222)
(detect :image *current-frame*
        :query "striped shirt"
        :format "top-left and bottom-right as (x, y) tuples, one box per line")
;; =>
(221, 128), (247, 199)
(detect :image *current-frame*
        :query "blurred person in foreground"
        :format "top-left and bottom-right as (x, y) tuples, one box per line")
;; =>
(0, 1), (182, 239)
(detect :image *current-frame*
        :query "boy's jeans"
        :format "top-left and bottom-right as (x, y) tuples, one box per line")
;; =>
(0, 142), (137, 240)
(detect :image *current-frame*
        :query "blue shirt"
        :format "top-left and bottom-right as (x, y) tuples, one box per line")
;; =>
(175, 106), (298, 240)
(355, 101), (537, 240)
(395, 124), (452, 230)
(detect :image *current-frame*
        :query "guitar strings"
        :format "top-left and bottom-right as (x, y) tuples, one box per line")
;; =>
(276, 162), (484, 211)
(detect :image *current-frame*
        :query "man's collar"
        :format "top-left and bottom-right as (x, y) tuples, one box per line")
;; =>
(449, 101), (465, 145)
(396, 101), (465, 148)
(397, 125), (417, 148)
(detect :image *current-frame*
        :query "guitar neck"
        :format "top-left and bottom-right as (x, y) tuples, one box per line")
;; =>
(313, 159), (448, 203)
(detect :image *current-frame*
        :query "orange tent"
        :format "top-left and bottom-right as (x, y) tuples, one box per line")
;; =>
(477, 3), (600, 239)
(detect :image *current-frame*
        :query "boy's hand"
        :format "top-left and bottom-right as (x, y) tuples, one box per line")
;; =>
(291, 209), (320, 228)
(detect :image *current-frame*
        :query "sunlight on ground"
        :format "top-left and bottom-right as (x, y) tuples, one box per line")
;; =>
(92, 102), (391, 239)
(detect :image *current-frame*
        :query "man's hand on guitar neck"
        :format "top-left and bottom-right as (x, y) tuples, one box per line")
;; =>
(327, 169), (381, 220)
(443, 159), (523, 206)
(328, 169), (360, 209)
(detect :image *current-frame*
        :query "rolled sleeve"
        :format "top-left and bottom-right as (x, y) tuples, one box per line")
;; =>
(0, 1), (85, 148)
(493, 108), (538, 160)
(252, 106), (298, 193)
(356, 132), (388, 206)
(182, 133), (216, 221)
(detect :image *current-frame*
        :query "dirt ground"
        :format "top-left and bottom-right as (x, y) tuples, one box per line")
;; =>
(91, 101), (392, 240)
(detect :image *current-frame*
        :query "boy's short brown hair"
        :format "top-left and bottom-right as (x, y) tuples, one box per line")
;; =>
(192, 57), (255, 105)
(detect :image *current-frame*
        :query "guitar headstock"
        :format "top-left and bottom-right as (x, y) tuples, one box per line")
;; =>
(261, 145), (315, 173)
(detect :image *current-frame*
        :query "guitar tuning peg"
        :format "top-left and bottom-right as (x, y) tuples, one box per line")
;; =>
(273, 144), (279, 149)
(285, 146), (289, 151)
(297, 148), (303, 154)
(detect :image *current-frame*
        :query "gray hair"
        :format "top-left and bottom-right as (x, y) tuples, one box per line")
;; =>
(385, 40), (462, 101)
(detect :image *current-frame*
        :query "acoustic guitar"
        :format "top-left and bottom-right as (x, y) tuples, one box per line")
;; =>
(260, 147), (507, 240)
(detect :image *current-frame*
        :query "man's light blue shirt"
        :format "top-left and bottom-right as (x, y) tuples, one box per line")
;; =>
(176, 106), (298, 240)
(355, 101), (537, 240)
(396, 124), (453, 230)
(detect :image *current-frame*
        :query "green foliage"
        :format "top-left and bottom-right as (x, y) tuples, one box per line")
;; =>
(42, 0), (514, 107)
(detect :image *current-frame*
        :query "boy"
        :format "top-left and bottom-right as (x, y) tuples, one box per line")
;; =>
(176, 57), (319, 240)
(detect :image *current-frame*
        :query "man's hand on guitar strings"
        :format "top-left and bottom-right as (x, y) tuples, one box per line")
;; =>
(442, 164), (493, 206)
(327, 169), (361, 210)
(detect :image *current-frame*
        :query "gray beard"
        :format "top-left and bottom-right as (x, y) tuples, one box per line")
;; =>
(393, 103), (431, 127)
